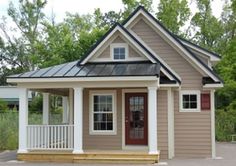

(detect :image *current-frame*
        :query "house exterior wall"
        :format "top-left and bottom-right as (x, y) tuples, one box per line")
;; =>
(96, 36), (144, 60)
(83, 88), (122, 150)
(157, 90), (168, 159)
(82, 88), (168, 155)
(131, 18), (203, 89)
(174, 90), (212, 158)
(130, 18), (212, 157)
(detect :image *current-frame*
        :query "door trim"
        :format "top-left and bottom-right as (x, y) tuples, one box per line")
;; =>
(125, 93), (148, 145)
(121, 89), (148, 150)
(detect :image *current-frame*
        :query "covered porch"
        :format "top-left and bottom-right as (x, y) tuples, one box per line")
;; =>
(7, 61), (178, 163)
(17, 83), (161, 163)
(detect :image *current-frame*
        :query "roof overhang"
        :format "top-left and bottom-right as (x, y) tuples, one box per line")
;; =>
(123, 6), (223, 84)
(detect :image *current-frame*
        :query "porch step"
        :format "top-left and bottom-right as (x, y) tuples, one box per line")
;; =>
(18, 151), (160, 164)
(74, 153), (159, 164)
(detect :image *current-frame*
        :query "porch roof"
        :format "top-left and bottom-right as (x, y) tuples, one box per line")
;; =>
(8, 61), (160, 79)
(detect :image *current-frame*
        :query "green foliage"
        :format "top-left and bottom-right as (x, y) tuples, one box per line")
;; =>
(0, 99), (8, 112)
(0, 112), (63, 150)
(0, 112), (18, 150)
(216, 109), (236, 141)
(29, 93), (42, 113)
(156, 0), (190, 35)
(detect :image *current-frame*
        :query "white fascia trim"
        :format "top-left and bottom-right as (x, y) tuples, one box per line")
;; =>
(124, 10), (220, 82)
(7, 76), (158, 83)
(203, 83), (224, 88)
(81, 26), (156, 65)
(180, 40), (220, 62)
(128, 29), (181, 82)
(160, 83), (180, 88)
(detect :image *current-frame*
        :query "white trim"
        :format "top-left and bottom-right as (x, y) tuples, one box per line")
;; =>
(81, 26), (156, 64)
(128, 29), (181, 81)
(110, 43), (128, 61)
(167, 88), (175, 159)
(124, 9), (221, 82)
(73, 87), (83, 154)
(18, 88), (28, 153)
(148, 86), (158, 154)
(211, 90), (216, 158)
(180, 40), (220, 62)
(203, 83), (224, 88)
(42, 93), (49, 125)
(160, 83), (180, 88)
(90, 57), (147, 62)
(7, 76), (158, 83)
(89, 90), (117, 135)
(121, 89), (148, 150)
(179, 90), (200, 112)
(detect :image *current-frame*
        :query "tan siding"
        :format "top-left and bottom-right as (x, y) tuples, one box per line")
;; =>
(157, 90), (168, 159)
(83, 88), (122, 150)
(97, 36), (143, 59)
(131, 19), (203, 89)
(174, 91), (212, 158)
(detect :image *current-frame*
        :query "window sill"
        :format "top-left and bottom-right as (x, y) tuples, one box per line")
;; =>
(89, 130), (117, 136)
(179, 109), (201, 112)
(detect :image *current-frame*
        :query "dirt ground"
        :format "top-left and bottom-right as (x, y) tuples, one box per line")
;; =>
(0, 142), (235, 166)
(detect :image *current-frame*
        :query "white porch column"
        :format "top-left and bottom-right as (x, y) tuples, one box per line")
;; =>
(211, 90), (216, 158)
(62, 96), (69, 124)
(73, 87), (83, 154)
(43, 93), (49, 125)
(148, 86), (158, 154)
(18, 88), (28, 153)
(167, 88), (175, 159)
(69, 89), (74, 125)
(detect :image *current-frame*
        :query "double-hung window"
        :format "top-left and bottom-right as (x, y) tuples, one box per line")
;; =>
(90, 91), (116, 135)
(180, 90), (200, 112)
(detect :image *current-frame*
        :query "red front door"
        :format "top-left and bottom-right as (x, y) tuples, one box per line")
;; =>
(125, 93), (148, 145)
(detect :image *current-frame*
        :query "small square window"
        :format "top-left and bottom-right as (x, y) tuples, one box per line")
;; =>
(180, 91), (200, 112)
(113, 47), (125, 60)
(111, 44), (128, 60)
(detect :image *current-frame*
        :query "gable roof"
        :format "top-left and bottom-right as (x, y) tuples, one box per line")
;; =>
(123, 6), (223, 84)
(79, 23), (181, 83)
(176, 36), (221, 61)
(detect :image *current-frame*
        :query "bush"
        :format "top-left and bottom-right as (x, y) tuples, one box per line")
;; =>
(0, 112), (18, 150)
(215, 109), (236, 141)
(0, 99), (8, 112)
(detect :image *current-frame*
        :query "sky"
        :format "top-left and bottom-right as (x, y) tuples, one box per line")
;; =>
(0, 0), (224, 24)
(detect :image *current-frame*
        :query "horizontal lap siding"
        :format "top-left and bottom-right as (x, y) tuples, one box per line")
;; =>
(97, 36), (143, 59)
(157, 90), (168, 159)
(131, 18), (203, 89)
(174, 91), (211, 158)
(83, 88), (122, 150)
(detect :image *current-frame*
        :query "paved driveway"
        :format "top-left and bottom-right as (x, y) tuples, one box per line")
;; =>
(0, 143), (235, 166)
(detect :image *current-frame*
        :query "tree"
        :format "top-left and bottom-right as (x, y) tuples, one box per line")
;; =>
(190, 0), (224, 51)
(0, 0), (46, 85)
(122, 0), (153, 19)
(156, 0), (190, 35)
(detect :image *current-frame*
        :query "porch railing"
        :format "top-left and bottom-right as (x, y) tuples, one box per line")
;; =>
(27, 125), (74, 150)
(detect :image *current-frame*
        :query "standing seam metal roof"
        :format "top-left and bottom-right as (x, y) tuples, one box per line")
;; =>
(8, 61), (160, 78)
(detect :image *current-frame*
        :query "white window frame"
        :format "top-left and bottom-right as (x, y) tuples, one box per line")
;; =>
(89, 90), (117, 135)
(179, 90), (200, 112)
(110, 43), (128, 61)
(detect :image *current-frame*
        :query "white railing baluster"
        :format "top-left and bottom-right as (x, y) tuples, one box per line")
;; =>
(26, 125), (74, 150)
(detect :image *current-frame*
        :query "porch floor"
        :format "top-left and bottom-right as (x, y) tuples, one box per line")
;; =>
(17, 150), (160, 164)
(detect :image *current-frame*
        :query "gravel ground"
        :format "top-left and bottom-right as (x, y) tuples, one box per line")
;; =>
(0, 143), (235, 166)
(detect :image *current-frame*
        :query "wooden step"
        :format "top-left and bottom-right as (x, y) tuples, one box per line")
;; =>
(18, 151), (160, 164)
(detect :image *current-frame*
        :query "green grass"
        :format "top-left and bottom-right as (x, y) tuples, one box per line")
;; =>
(0, 111), (62, 150)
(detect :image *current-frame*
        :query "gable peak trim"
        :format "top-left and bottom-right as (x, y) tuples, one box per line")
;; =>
(123, 6), (223, 84)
